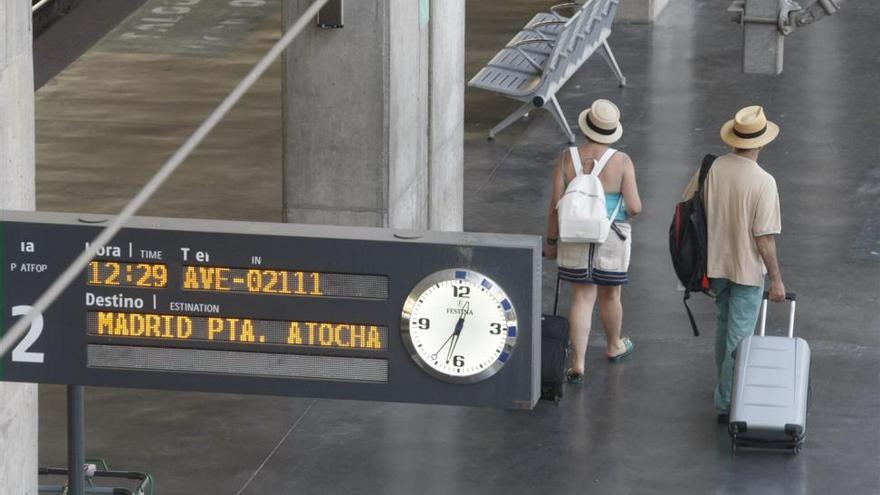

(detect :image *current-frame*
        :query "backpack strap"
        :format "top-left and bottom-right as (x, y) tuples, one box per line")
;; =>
(593, 148), (621, 222)
(683, 291), (701, 337)
(697, 153), (717, 192)
(590, 148), (617, 177)
(568, 147), (584, 176)
(608, 193), (623, 222)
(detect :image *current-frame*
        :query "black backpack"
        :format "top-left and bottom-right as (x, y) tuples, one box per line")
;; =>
(669, 154), (716, 336)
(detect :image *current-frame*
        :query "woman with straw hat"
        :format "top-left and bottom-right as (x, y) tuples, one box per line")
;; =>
(544, 99), (642, 384)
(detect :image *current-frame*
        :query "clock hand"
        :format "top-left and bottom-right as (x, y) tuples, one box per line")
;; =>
(446, 302), (470, 364)
(433, 315), (464, 361)
(446, 334), (459, 364)
(431, 332), (455, 361)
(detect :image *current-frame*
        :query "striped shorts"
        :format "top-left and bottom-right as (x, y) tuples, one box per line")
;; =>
(557, 223), (632, 286)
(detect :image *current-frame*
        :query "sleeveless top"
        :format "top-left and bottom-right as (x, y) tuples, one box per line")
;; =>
(605, 193), (628, 222)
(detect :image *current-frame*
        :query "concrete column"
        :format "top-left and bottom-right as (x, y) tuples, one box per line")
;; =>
(283, 0), (462, 231)
(742, 0), (784, 74)
(387, 0), (429, 230)
(0, 1), (39, 494)
(616, 0), (671, 23)
(428, 0), (464, 232)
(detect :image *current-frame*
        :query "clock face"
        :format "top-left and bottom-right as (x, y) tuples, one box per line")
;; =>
(400, 269), (517, 384)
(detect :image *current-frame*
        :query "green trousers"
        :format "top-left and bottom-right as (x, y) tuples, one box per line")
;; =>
(711, 278), (763, 413)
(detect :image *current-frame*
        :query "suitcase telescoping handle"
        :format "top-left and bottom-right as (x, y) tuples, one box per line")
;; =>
(553, 275), (561, 316)
(758, 291), (797, 338)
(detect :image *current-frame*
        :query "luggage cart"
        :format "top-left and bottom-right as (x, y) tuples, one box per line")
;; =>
(37, 386), (154, 495)
(38, 459), (154, 495)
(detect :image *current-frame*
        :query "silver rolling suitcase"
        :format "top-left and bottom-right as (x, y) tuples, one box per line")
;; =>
(729, 292), (811, 454)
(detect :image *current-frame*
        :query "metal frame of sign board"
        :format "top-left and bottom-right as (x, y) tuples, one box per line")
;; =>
(0, 210), (541, 409)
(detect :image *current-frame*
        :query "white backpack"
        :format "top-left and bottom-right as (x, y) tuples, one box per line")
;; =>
(556, 147), (621, 243)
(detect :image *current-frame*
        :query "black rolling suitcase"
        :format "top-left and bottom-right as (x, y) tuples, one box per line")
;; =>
(541, 276), (569, 404)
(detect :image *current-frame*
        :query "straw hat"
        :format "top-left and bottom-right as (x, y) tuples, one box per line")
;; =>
(720, 105), (779, 149)
(578, 99), (623, 144)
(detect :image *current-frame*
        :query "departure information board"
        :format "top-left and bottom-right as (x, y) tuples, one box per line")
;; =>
(0, 211), (541, 409)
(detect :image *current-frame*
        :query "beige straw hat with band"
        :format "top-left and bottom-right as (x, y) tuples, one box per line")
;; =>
(578, 99), (623, 144)
(720, 105), (779, 149)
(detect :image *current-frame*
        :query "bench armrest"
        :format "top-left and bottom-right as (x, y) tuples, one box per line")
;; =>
(550, 2), (580, 19)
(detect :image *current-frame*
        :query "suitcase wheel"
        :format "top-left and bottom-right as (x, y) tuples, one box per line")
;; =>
(792, 445), (801, 455)
(729, 421), (746, 435)
(784, 424), (803, 439)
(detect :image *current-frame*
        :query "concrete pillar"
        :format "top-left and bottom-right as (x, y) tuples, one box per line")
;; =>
(428, 0), (464, 232)
(742, 0), (784, 74)
(282, 0), (463, 231)
(616, 0), (671, 23)
(0, 1), (39, 494)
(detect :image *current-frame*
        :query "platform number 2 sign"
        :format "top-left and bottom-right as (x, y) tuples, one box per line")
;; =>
(11, 306), (45, 363)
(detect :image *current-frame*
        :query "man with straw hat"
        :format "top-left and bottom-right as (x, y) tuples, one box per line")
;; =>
(682, 105), (786, 424)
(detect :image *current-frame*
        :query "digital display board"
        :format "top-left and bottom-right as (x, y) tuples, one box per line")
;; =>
(0, 211), (541, 409)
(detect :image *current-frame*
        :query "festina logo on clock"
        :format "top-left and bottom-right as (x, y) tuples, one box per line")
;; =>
(400, 269), (518, 384)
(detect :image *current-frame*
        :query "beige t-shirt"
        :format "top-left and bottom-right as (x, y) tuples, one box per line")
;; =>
(681, 153), (781, 287)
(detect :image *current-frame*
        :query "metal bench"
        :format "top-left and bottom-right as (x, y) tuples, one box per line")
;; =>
(468, 0), (626, 143)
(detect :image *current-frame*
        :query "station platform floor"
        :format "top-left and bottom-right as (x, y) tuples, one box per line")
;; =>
(29, 0), (879, 493)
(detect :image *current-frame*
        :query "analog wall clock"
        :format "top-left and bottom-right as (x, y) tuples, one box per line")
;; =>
(400, 269), (518, 384)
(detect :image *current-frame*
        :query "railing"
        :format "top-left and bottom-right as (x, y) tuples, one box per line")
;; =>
(33, 0), (68, 37)
(32, 0), (54, 13)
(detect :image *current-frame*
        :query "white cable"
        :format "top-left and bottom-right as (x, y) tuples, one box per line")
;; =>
(234, 399), (318, 495)
(0, 0), (330, 358)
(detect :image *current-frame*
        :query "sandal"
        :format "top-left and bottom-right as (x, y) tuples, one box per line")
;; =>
(566, 368), (583, 385)
(607, 337), (634, 362)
